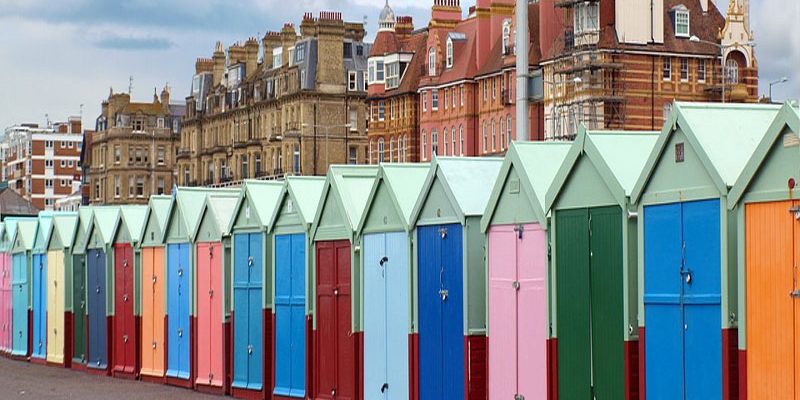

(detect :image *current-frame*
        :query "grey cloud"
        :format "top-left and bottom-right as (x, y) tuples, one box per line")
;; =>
(93, 35), (174, 50)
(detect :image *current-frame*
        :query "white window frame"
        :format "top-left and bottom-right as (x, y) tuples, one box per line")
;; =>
(502, 20), (512, 54)
(421, 130), (427, 161)
(459, 125), (464, 156)
(432, 89), (439, 110)
(431, 129), (438, 156)
(663, 57), (672, 81)
(428, 47), (436, 76)
(697, 59), (706, 82)
(680, 58), (689, 81)
(675, 10), (690, 38)
(446, 38), (453, 68)
(348, 71), (358, 91)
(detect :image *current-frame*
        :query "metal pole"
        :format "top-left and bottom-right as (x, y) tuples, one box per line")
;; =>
(515, 0), (529, 141)
(721, 45), (726, 103)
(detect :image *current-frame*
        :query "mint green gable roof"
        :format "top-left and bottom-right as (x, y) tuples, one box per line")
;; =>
(72, 207), (94, 254)
(268, 176), (327, 231)
(729, 103), (800, 207)
(632, 102), (782, 203)
(140, 195), (172, 245)
(115, 205), (149, 245)
(311, 165), (380, 240)
(357, 163), (430, 235)
(229, 180), (283, 232)
(482, 141), (572, 231)
(412, 156), (503, 226)
(48, 213), (79, 251)
(166, 187), (239, 242)
(546, 127), (659, 212)
(33, 212), (54, 254)
(3, 219), (19, 252)
(198, 194), (240, 240)
(91, 206), (122, 248)
(13, 219), (38, 253)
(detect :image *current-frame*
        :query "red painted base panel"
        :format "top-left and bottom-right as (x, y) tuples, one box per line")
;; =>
(722, 328), (739, 400)
(465, 335), (487, 400)
(30, 357), (47, 365)
(139, 374), (166, 385)
(409, 333), (419, 400)
(264, 309), (272, 400)
(624, 339), (640, 400)
(70, 362), (88, 372)
(738, 350), (747, 400)
(64, 312), (73, 369)
(165, 376), (193, 389)
(195, 383), (225, 396)
(638, 328), (645, 400)
(547, 337), (558, 400)
(223, 320), (231, 395)
(231, 387), (264, 400)
(306, 317), (312, 399)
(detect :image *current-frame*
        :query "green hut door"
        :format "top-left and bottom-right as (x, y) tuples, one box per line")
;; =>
(556, 206), (623, 399)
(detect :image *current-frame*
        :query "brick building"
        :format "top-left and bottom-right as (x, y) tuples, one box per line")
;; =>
(539, 0), (759, 139)
(178, 11), (370, 186)
(2, 117), (83, 210)
(87, 87), (185, 204)
(366, 6), (427, 163)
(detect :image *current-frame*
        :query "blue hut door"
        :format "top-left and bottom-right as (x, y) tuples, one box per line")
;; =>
(364, 232), (410, 400)
(644, 200), (721, 399)
(275, 233), (306, 397)
(167, 243), (190, 379)
(233, 233), (263, 391)
(12, 253), (28, 356)
(87, 249), (107, 369)
(418, 224), (464, 400)
(32, 253), (46, 359)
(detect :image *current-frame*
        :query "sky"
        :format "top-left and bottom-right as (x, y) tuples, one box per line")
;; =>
(0, 0), (797, 131)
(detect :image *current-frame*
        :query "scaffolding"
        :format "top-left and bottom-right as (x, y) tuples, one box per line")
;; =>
(545, 0), (627, 141)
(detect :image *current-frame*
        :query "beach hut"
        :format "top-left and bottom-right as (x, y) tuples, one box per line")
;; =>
(480, 142), (572, 400)
(545, 129), (658, 399)
(228, 180), (284, 399)
(138, 195), (171, 382)
(10, 218), (37, 359)
(310, 165), (379, 400)
(0, 222), (9, 355)
(45, 212), (79, 367)
(109, 205), (148, 378)
(356, 164), (428, 400)
(162, 187), (237, 388)
(726, 103), (800, 399)
(409, 157), (502, 399)
(31, 212), (53, 363)
(84, 206), (122, 374)
(193, 191), (239, 394)
(267, 176), (325, 400)
(631, 102), (781, 399)
(70, 207), (94, 369)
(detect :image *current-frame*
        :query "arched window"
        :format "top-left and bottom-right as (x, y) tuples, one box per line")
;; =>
(451, 127), (457, 156)
(725, 59), (739, 83)
(446, 38), (454, 68)
(421, 129), (427, 161)
(482, 121), (488, 153)
(459, 125), (465, 156)
(378, 138), (385, 163)
(502, 20), (512, 55)
(389, 137), (395, 162)
(507, 115), (513, 145)
(443, 128), (449, 156)
(491, 119), (497, 151)
(500, 118), (505, 150)
(397, 135), (402, 161)
(431, 128), (439, 156)
(369, 139), (374, 164)
(428, 47), (436, 76)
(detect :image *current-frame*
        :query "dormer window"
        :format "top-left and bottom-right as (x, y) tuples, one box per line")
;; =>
(502, 20), (511, 55)
(675, 8), (690, 37)
(428, 47), (436, 76)
(446, 38), (453, 68)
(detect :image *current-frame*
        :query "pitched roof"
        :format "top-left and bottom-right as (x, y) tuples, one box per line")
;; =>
(230, 180), (284, 232)
(729, 103), (800, 206)
(369, 29), (429, 99)
(118, 205), (148, 244)
(280, 176), (326, 228)
(51, 213), (79, 249)
(0, 186), (39, 217)
(142, 195), (172, 243)
(15, 219), (38, 252)
(172, 187), (238, 241)
(632, 102), (782, 202)
(34, 213), (54, 252)
(204, 194), (240, 237)
(91, 206), (121, 247)
(419, 18), (479, 88)
(412, 156), (503, 225)
(482, 141), (572, 230)
(311, 165), (380, 237)
(357, 163), (430, 234)
(370, 30), (401, 57)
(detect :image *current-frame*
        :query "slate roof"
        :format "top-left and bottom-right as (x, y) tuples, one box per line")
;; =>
(0, 186), (39, 217)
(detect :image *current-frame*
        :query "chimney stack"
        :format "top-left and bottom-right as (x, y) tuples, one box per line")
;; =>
(212, 42), (226, 86)
(244, 37), (259, 78)
(262, 32), (281, 65)
(301, 12), (317, 39)
(395, 16), (414, 38)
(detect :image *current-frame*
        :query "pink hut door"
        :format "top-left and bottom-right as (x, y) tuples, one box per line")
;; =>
(488, 224), (547, 399)
(196, 242), (224, 388)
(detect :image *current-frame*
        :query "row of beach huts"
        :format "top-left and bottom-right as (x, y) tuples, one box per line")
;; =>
(0, 101), (797, 400)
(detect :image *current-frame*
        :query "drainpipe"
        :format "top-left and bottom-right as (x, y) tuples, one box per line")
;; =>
(516, 0), (529, 141)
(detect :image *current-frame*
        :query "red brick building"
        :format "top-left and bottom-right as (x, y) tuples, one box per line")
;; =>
(2, 117), (83, 210)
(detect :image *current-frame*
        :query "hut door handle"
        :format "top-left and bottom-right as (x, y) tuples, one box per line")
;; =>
(152, 341), (157, 349)
(178, 268), (183, 277)
(123, 294), (128, 302)
(123, 335), (129, 343)
(209, 289), (214, 298)
(684, 270), (692, 285)
(247, 344), (253, 354)
(439, 228), (447, 239)
(152, 275), (157, 284)
(177, 328), (183, 337)
(331, 388), (336, 397)
(512, 281), (520, 291)
(439, 288), (449, 301)
(381, 383), (389, 393)
(80, 301), (85, 309)
(248, 256), (253, 267)
(123, 260), (128, 268)
(515, 395), (525, 400)
(333, 288), (339, 297)
(96, 286), (101, 294)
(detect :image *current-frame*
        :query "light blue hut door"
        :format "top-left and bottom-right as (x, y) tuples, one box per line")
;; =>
(32, 253), (46, 359)
(274, 233), (306, 398)
(365, 232), (410, 400)
(167, 243), (190, 379)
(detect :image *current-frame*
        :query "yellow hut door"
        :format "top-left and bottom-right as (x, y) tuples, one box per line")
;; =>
(46, 251), (65, 364)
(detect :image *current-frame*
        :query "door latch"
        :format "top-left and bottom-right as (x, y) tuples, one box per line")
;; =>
(123, 294), (129, 302)
(515, 395), (525, 400)
(685, 271), (692, 285)
(123, 335), (129, 343)
(439, 228), (448, 239)
(177, 328), (183, 337)
(514, 224), (524, 239)
(209, 289), (214, 298)
(96, 286), (101, 294)
(248, 256), (254, 267)
(381, 383), (389, 393)
(379, 256), (388, 267)
(152, 275), (157, 284)
(247, 344), (253, 354)
(334, 288), (339, 297)
(123, 260), (128, 268)
(331, 388), (336, 397)
(439, 288), (449, 301)
(152, 341), (157, 349)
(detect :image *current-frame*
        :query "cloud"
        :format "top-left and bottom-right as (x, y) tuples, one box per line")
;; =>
(750, 0), (800, 100)
(93, 35), (174, 50)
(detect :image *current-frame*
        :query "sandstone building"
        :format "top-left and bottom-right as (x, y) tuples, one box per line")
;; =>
(178, 11), (370, 185)
(87, 87), (185, 204)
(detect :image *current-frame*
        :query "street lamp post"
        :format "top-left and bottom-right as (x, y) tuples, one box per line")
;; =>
(769, 77), (789, 103)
